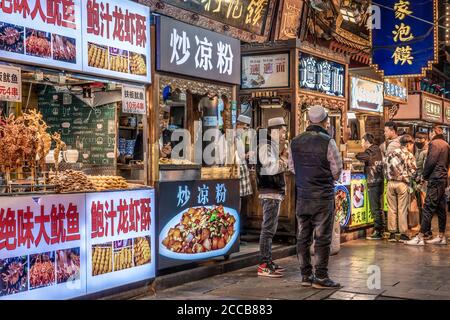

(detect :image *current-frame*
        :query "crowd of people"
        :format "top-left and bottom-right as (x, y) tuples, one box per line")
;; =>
(237, 105), (450, 289)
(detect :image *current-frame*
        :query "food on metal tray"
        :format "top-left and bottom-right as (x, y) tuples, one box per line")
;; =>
(48, 170), (96, 193)
(29, 253), (55, 289)
(162, 205), (236, 254)
(129, 52), (147, 75)
(133, 237), (151, 266)
(0, 257), (28, 296)
(114, 247), (133, 271)
(56, 248), (80, 284)
(89, 175), (129, 191)
(92, 245), (112, 276)
(88, 43), (108, 69)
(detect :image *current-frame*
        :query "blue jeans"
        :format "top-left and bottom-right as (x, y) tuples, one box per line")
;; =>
(259, 198), (282, 264)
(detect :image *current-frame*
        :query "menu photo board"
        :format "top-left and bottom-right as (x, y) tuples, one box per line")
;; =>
(86, 189), (156, 295)
(349, 174), (368, 228)
(241, 53), (289, 89)
(82, 0), (151, 83)
(157, 179), (240, 270)
(422, 96), (443, 123)
(350, 77), (384, 113)
(299, 53), (346, 98)
(0, 194), (87, 300)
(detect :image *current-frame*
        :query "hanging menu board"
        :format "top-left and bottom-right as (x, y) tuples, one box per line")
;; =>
(38, 86), (116, 166)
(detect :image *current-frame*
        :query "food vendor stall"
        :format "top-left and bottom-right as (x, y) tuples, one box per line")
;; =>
(152, 16), (241, 271)
(0, 0), (156, 300)
(237, 40), (348, 240)
(338, 75), (384, 231)
(392, 91), (444, 136)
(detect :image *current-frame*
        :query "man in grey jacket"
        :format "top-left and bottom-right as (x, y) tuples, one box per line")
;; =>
(382, 121), (401, 158)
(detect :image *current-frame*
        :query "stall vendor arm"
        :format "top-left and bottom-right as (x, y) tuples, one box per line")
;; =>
(328, 139), (343, 181)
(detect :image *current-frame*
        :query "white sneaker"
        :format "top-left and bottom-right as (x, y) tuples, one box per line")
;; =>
(426, 236), (447, 245)
(404, 235), (425, 246)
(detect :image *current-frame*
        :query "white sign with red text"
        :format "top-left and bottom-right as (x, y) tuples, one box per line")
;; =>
(0, 0), (83, 72)
(122, 85), (146, 115)
(85, 189), (155, 294)
(81, 0), (151, 83)
(0, 194), (86, 300)
(0, 65), (21, 102)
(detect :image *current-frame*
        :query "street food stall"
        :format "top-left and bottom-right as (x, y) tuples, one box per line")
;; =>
(338, 75), (384, 231)
(238, 40), (348, 240)
(392, 91), (444, 136)
(0, 0), (156, 300)
(152, 16), (241, 271)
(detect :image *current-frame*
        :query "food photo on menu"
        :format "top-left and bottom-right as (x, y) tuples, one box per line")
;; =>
(0, 22), (24, 54)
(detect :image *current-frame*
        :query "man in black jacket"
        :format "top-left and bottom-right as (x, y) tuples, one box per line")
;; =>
(290, 105), (343, 289)
(406, 125), (450, 246)
(356, 133), (384, 240)
(256, 117), (289, 278)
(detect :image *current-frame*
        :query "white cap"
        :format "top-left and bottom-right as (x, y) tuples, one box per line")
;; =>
(268, 117), (287, 129)
(308, 105), (328, 124)
(237, 115), (251, 125)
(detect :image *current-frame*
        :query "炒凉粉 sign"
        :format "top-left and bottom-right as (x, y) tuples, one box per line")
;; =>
(156, 15), (241, 85)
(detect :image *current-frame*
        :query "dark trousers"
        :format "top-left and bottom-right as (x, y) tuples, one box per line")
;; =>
(420, 179), (448, 234)
(259, 198), (282, 264)
(296, 197), (334, 279)
(368, 183), (384, 232)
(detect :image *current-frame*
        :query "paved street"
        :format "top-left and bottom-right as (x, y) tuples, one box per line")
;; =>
(140, 235), (450, 300)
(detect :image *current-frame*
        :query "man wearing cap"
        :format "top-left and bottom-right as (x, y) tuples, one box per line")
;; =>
(235, 115), (254, 238)
(290, 105), (343, 289)
(256, 116), (289, 278)
(406, 125), (450, 246)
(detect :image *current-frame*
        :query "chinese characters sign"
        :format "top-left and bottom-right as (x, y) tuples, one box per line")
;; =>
(350, 77), (384, 113)
(241, 53), (289, 89)
(299, 53), (345, 98)
(82, 0), (151, 83)
(86, 189), (155, 295)
(161, 0), (271, 35)
(0, 65), (21, 102)
(384, 78), (408, 103)
(156, 16), (241, 85)
(0, 189), (155, 300)
(157, 179), (240, 270)
(122, 85), (146, 115)
(422, 97), (442, 123)
(0, 194), (86, 300)
(0, 0), (151, 83)
(371, 0), (438, 78)
(444, 101), (450, 125)
(0, 0), (83, 71)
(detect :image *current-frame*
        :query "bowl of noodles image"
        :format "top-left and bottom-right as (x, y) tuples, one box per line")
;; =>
(159, 205), (239, 260)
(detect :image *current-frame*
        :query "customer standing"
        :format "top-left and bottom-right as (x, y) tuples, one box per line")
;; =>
(412, 132), (429, 234)
(256, 117), (289, 278)
(381, 121), (402, 158)
(235, 115), (254, 239)
(290, 105), (342, 289)
(356, 133), (384, 240)
(384, 134), (417, 242)
(406, 125), (449, 246)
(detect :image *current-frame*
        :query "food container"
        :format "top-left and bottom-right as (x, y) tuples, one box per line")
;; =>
(63, 150), (79, 163)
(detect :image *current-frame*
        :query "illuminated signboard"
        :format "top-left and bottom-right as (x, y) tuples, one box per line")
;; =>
(384, 78), (408, 103)
(160, 0), (272, 35)
(350, 77), (384, 113)
(299, 53), (345, 98)
(422, 97), (442, 123)
(241, 53), (289, 89)
(371, 0), (438, 78)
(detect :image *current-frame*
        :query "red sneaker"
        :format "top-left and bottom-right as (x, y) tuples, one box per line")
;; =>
(257, 263), (284, 278)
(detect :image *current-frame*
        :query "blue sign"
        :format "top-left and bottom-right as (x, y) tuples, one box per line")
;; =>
(371, 0), (438, 78)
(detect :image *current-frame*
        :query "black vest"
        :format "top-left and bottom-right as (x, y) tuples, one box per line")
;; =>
(291, 125), (334, 199)
(256, 135), (286, 194)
